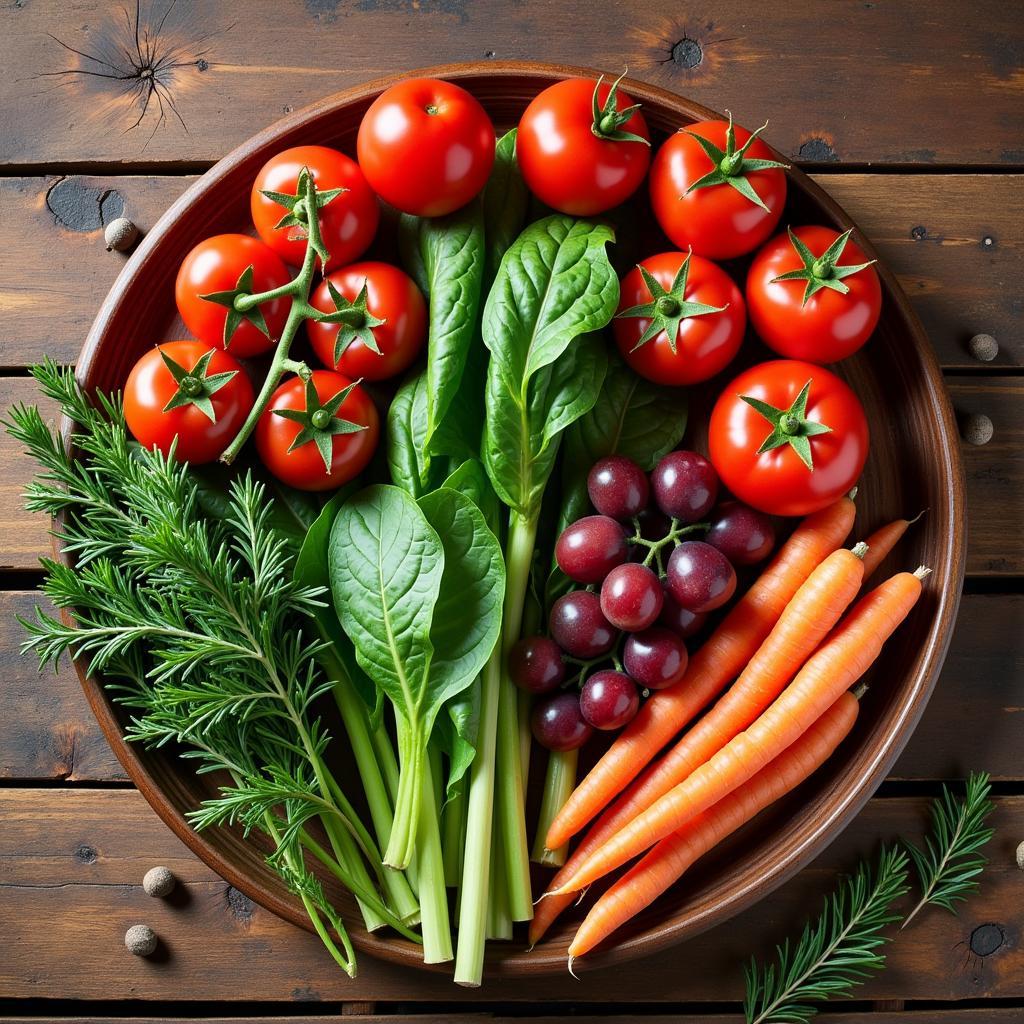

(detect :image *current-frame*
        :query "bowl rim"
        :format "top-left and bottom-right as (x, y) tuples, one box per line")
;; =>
(66, 59), (967, 975)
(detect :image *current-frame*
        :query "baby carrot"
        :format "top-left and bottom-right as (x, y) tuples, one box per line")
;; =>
(532, 539), (866, 942)
(861, 510), (925, 580)
(544, 495), (857, 851)
(552, 566), (930, 895)
(568, 689), (861, 959)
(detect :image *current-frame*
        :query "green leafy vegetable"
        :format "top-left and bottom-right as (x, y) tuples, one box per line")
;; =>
(386, 370), (440, 498)
(482, 128), (529, 283)
(902, 771), (995, 926)
(398, 202), (485, 465)
(744, 845), (910, 1024)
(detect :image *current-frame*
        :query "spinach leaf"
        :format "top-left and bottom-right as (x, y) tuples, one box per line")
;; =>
(397, 203), (485, 465)
(483, 128), (528, 284)
(442, 457), (501, 532)
(386, 370), (441, 498)
(568, 354), (689, 470)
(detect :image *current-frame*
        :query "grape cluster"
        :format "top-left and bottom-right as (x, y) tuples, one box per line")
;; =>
(511, 451), (777, 752)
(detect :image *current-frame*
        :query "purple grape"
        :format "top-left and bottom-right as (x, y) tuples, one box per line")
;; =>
(549, 590), (618, 658)
(624, 627), (689, 690)
(658, 584), (709, 638)
(651, 450), (719, 522)
(532, 692), (593, 751)
(599, 562), (664, 631)
(707, 501), (776, 565)
(588, 456), (649, 520)
(508, 636), (565, 695)
(666, 540), (737, 613)
(580, 670), (640, 730)
(555, 515), (628, 584)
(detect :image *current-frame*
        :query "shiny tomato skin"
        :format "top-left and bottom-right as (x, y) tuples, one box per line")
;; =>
(307, 261), (427, 381)
(255, 371), (379, 491)
(517, 78), (651, 216)
(650, 121), (787, 260)
(613, 251), (746, 386)
(124, 341), (253, 465)
(250, 146), (379, 270)
(746, 226), (882, 363)
(357, 78), (495, 217)
(708, 359), (869, 517)
(175, 234), (291, 357)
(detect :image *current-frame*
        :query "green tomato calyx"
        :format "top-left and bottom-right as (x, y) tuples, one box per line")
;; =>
(615, 250), (728, 355)
(772, 226), (878, 305)
(312, 279), (385, 365)
(741, 378), (832, 471)
(273, 375), (367, 473)
(159, 347), (238, 424)
(590, 70), (650, 146)
(683, 109), (789, 212)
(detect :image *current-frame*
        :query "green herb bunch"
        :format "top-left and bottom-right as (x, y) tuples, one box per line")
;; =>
(6, 360), (416, 975)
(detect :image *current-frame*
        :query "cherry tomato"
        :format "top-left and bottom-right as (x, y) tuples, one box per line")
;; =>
(708, 359), (869, 517)
(307, 261), (427, 381)
(649, 115), (788, 260)
(175, 234), (291, 358)
(517, 75), (651, 216)
(356, 78), (495, 217)
(255, 371), (379, 491)
(613, 251), (746, 386)
(747, 226), (882, 363)
(124, 341), (253, 465)
(251, 146), (379, 270)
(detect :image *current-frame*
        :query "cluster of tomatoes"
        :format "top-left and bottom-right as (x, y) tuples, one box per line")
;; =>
(123, 78), (503, 489)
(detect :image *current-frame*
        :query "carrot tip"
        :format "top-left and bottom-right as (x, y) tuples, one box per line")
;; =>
(567, 954), (580, 979)
(906, 508), (928, 526)
(848, 486), (859, 500)
(914, 565), (932, 580)
(851, 541), (869, 559)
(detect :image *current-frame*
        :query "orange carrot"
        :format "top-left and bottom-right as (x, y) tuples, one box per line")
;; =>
(544, 495), (856, 852)
(568, 689), (861, 959)
(861, 511), (925, 580)
(551, 566), (930, 895)
(532, 538), (866, 944)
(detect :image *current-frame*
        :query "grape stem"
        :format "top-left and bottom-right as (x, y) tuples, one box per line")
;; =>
(629, 517), (710, 574)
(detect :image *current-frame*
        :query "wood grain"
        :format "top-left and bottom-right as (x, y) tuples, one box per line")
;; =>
(1, 789), (1020, 1003)
(0, 173), (1019, 370)
(1, 1), (1022, 167)
(9, 1015), (1024, 1024)
(1, 590), (1017, 785)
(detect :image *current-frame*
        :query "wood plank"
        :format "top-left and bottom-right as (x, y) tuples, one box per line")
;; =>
(1, 1), (1022, 167)
(0, 176), (195, 370)
(948, 377), (1024, 575)
(1, 591), (1017, 784)
(3, 376), (1017, 575)
(1, 789), (1021, 1002)
(0, 591), (126, 782)
(1, 172), (1020, 370)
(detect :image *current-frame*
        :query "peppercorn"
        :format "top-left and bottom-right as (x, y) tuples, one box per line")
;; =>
(968, 333), (999, 362)
(963, 413), (994, 447)
(142, 865), (175, 897)
(124, 923), (157, 956)
(104, 217), (139, 253)
(1016, 840), (1024, 871)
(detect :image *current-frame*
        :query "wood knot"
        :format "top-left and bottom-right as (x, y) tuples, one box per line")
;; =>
(970, 923), (1005, 957)
(74, 843), (98, 864)
(797, 137), (839, 162)
(225, 884), (255, 920)
(46, 179), (125, 233)
(670, 37), (703, 70)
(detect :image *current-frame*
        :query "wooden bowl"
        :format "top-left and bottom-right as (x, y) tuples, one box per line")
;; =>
(68, 61), (965, 975)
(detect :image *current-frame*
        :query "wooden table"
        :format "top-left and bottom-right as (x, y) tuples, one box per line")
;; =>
(1, 2), (1022, 1020)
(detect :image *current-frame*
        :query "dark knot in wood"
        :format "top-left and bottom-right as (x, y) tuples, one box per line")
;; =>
(970, 922), (1005, 957)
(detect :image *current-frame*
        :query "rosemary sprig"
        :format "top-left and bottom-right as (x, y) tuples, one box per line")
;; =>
(5, 360), (418, 971)
(743, 845), (910, 1024)
(902, 771), (995, 927)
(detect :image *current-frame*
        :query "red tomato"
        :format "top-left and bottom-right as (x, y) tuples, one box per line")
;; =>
(124, 341), (253, 465)
(175, 234), (291, 357)
(255, 371), (379, 491)
(649, 116), (788, 260)
(517, 76), (651, 216)
(746, 226), (882, 363)
(708, 359), (869, 517)
(356, 78), (495, 217)
(613, 251), (746, 386)
(307, 261), (427, 381)
(251, 146), (379, 270)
